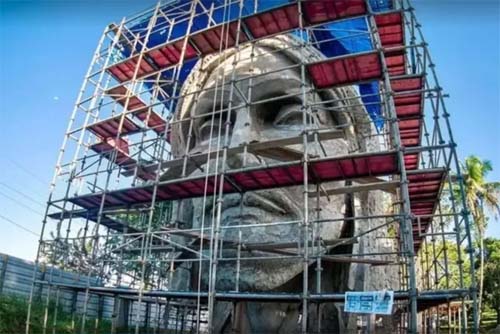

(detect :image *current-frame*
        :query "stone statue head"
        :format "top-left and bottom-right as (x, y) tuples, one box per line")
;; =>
(167, 35), (379, 293)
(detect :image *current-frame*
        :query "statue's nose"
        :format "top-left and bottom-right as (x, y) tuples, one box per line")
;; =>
(228, 107), (252, 145)
(225, 107), (262, 170)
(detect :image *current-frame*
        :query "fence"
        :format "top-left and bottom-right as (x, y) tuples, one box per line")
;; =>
(0, 252), (200, 330)
(0, 253), (112, 321)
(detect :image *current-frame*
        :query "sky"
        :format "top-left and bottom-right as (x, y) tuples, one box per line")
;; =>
(0, 0), (499, 260)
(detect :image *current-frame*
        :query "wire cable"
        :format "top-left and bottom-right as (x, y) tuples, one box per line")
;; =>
(0, 213), (39, 237)
(7, 159), (48, 186)
(0, 181), (46, 208)
(0, 190), (45, 216)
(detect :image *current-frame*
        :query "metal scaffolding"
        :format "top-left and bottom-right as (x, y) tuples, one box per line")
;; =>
(25, 0), (478, 333)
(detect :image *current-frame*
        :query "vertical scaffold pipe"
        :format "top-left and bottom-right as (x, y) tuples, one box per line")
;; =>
(403, 1), (479, 331)
(366, 1), (419, 333)
(24, 22), (110, 334)
(207, 1), (246, 332)
(297, 1), (311, 332)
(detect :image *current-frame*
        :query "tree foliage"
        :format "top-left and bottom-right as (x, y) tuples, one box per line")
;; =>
(483, 237), (500, 326)
(420, 240), (471, 290)
(41, 201), (174, 288)
(459, 156), (500, 320)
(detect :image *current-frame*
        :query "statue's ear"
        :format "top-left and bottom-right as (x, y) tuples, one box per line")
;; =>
(170, 199), (193, 229)
(317, 87), (368, 154)
(170, 113), (185, 159)
(340, 87), (378, 154)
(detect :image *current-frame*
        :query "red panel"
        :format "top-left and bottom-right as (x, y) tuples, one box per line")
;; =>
(107, 56), (155, 83)
(107, 85), (147, 111)
(413, 223), (430, 230)
(401, 137), (419, 147)
(109, 66), (129, 82)
(391, 76), (424, 149)
(384, 49), (406, 76)
(396, 95), (422, 107)
(404, 153), (419, 170)
(391, 76), (422, 92)
(190, 32), (216, 55)
(107, 85), (169, 138)
(401, 132), (419, 139)
(399, 119), (420, 130)
(150, 49), (175, 68)
(407, 169), (446, 250)
(129, 98), (147, 112)
(268, 167), (295, 184)
(411, 194), (440, 201)
(107, 85), (147, 112)
(244, 4), (300, 39)
(408, 170), (445, 224)
(68, 152), (399, 210)
(135, 110), (167, 134)
(303, 0), (366, 24)
(190, 21), (247, 55)
(150, 40), (197, 68)
(90, 137), (155, 180)
(182, 41), (198, 59)
(396, 104), (422, 119)
(307, 52), (382, 88)
(87, 115), (139, 139)
(409, 183), (441, 193)
(408, 171), (444, 183)
(400, 128), (420, 139)
(392, 76), (423, 120)
(411, 201), (435, 208)
(90, 137), (135, 167)
(375, 12), (404, 48)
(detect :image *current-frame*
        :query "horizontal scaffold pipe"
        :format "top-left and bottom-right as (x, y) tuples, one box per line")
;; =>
(32, 280), (470, 303)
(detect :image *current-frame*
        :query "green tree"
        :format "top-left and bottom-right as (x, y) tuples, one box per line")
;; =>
(483, 238), (500, 327)
(420, 240), (471, 290)
(42, 201), (173, 287)
(459, 156), (500, 321)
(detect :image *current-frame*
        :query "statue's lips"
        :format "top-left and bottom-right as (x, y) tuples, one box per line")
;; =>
(205, 190), (302, 224)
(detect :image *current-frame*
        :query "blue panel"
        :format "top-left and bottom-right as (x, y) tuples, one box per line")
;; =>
(147, 19), (190, 48)
(360, 82), (383, 130)
(314, 17), (372, 58)
(312, 18), (382, 129)
(211, 1), (241, 22)
(123, 0), (386, 127)
(256, 0), (292, 12)
(369, 0), (393, 12)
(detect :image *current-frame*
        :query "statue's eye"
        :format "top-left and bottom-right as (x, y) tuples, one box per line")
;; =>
(273, 104), (304, 128)
(258, 96), (304, 129)
(198, 110), (233, 142)
(198, 116), (222, 142)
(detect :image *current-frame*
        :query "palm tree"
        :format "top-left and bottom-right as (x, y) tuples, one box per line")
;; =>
(459, 156), (500, 323)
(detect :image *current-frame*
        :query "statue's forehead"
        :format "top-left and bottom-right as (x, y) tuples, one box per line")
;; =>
(203, 47), (302, 91)
(209, 46), (294, 78)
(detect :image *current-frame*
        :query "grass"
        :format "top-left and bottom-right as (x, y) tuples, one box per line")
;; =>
(0, 294), (187, 334)
(438, 309), (499, 333)
(0, 294), (112, 334)
(480, 309), (499, 333)
(3, 293), (497, 333)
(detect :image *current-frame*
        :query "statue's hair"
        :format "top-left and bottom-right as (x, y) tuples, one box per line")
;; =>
(171, 34), (377, 157)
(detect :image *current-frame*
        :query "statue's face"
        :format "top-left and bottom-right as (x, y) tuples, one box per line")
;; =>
(173, 42), (354, 291)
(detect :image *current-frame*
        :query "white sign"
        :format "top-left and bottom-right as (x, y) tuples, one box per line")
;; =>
(344, 291), (394, 315)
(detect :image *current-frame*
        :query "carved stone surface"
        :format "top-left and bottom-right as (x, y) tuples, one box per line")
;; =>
(166, 35), (399, 332)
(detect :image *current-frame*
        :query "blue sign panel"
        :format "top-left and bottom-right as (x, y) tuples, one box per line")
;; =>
(344, 291), (394, 315)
